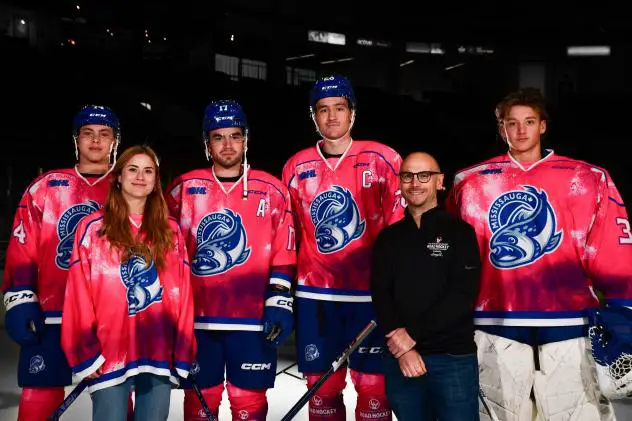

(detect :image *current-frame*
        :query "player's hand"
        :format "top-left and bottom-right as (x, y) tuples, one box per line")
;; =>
(398, 349), (426, 378)
(262, 287), (294, 347)
(386, 328), (416, 358)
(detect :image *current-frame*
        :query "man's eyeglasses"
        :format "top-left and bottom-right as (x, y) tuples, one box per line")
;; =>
(399, 171), (442, 183)
(210, 133), (245, 144)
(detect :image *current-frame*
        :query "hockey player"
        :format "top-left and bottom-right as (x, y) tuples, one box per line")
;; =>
(2, 105), (124, 421)
(166, 100), (297, 421)
(446, 87), (632, 420)
(61, 145), (196, 421)
(281, 74), (403, 421)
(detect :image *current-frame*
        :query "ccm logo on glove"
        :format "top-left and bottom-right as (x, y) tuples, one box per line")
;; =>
(265, 296), (293, 309)
(4, 290), (38, 311)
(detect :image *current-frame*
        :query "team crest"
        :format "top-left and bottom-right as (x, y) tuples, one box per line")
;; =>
(310, 186), (365, 254)
(29, 355), (45, 374)
(192, 209), (251, 276)
(305, 344), (320, 362)
(488, 185), (563, 269)
(56, 200), (100, 269)
(120, 255), (163, 316)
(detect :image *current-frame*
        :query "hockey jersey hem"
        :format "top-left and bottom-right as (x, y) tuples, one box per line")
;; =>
(175, 361), (191, 379)
(474, 310), (587, 327)
(86, 359), (179, 393)
(295, 285), (372, 302)
(73, 353), (105, 380)
(194, 316), (263, 331)
(605, 299), (632, 309)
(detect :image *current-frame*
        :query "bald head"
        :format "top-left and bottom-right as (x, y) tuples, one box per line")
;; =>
(399, 151), (445, 213)
(402, 152), (441, 173)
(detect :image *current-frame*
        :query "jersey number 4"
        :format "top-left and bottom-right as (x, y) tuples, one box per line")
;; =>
(616, 217), (632, 244)
(13, 220), (27, 244)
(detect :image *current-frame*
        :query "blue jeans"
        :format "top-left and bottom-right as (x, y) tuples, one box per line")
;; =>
(91, 373), (172, 421)
(383, 352), (480, 421)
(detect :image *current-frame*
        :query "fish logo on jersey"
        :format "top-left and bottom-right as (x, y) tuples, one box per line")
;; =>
(310, 185), (365, 254)
(56, 200), (100, 269)
(29, 355), (45, 374)
(488, 185), (563, 269)
(192, 209), (251, 276)
(120, 255), (163, 315)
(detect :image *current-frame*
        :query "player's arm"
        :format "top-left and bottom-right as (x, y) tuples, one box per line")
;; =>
(583, 171), (632, 307)
(380, 149), (405, 225)
(2, 181), (45, 345)
(262, 182), (297, 347)
(165, 177), (183, 220)
(281, 160), (303, 250)
(444, 177), (459, 216)
(172, 225), (196, 378)
(61, 220), (104, 380)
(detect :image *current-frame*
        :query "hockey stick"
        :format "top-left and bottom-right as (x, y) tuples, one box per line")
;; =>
(478, 387), (501, 421)
(188, 374), (218, 421)
(47, 381), (88, 421)
(280, 320), (377, 421)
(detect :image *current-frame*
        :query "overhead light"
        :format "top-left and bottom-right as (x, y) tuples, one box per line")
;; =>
(163, 36), (167, 41)
(286, 53), (315, 61)
(430, 44), (445, 55)
(20, 19), (26, 25)
(140, 102), (152, 111)
(400, 60), (414, 67)
(76, 5), (80, 10)
(567, 46), (610, 56)
(320, 57), (354, 64)
(106, 28), (110, 33)
(230, 34), (235, 41)
(445, 62), (466, 71)
(69, 39), (76, 45)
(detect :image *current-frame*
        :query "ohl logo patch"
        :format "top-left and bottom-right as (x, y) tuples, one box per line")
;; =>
(56, 200), (100, 269)
(488, 185), (563, 269)
(192, 209), (251, 276)
(120, 255), (163, 316)
(310, 186), (365, 254)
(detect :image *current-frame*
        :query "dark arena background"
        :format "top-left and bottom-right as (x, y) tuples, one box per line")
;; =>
(1, 1), (632, 419)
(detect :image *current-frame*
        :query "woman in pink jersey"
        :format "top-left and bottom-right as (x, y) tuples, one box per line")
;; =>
(61, 145), (196, 421)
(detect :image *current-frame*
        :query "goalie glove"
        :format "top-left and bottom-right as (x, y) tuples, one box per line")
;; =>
(587, 305), (632, 399)
(3, 287), (45, 346)
(262, 286), (293, 347)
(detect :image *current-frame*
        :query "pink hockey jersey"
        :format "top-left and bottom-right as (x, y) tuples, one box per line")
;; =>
(282, 140), (404, 302)
(61, 211), (196, 392)
(166, 167), (297, 331)
(3, 168), (110, 323)
(447, 150), (632, 329)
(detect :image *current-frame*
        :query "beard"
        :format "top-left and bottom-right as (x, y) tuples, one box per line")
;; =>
(213, 152), (242, 169)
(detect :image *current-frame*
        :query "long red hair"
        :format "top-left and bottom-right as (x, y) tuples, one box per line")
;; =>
(99, 145), (173, 269)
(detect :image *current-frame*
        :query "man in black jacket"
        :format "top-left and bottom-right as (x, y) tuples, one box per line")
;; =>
(370, 152), (482, 421)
